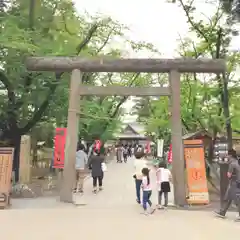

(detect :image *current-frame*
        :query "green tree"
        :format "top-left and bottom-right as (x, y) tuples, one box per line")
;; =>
(0, 0), (157, 181)
(169, 0), (240, 22)
(135, 0), (240, 147)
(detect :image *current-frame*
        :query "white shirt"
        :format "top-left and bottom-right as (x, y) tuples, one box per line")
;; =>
(142, 176), (152, 191)
(160, 168), (172, 182)
(134, 159), (148, 179)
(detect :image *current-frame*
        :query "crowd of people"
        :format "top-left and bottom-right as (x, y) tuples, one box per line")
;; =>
(73, 141), (240, 220)
(74, 143), (106, 194)
(74, 142), (147, 194)
(133, 150), (172, 215)
(116, 144), (145, 163)
(73, 142), (173, 215)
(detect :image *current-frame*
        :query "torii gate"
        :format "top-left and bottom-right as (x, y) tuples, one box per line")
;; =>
(26, 57), (226, 206)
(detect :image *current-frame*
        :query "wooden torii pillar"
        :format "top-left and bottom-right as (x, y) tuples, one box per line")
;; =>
(26, 57), (226, 206)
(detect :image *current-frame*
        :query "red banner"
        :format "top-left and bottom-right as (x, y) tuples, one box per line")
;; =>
(168, 144), (172, 163)
(53, 128), (67, 169)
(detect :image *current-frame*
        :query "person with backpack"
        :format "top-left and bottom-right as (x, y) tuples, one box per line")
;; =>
(215, 149), (240, 221)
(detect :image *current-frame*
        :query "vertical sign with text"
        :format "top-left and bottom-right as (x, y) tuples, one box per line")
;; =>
(184, 140), (209, 205)
(157, 139), (164, 157)
(53, 128), (67, 169)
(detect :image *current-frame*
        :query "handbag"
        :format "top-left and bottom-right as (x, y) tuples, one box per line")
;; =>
(101, 162), (107, 172)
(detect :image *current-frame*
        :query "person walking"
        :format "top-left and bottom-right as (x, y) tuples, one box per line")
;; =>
(215, 149), (240, 221)
(133, 151), (148, 204)
(156, 162), (172, 209)
(116, 145), (123, 163)
(128, 145), (132, 157)
(141, 167), (155, 215)
(88, 149), (105, 193)
(74, 143), (88, 193)
(123, 145), (128, 163)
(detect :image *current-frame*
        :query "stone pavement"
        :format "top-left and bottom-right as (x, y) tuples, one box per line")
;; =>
(0, 158), (240, 240)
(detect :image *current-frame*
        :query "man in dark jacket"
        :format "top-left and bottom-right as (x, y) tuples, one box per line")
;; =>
(215, 149), (240, 221)
(88, 149), (104, 193)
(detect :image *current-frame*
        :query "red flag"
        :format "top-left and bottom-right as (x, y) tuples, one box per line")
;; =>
(168, 144), (172, 163)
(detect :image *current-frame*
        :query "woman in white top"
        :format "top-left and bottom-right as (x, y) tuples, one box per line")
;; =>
(133, 151), (147, 204)
(156, 162), (172, 208)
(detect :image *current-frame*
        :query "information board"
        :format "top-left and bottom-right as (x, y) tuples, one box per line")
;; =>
(0, 148), (14, 208)
(184, 140), (209, 205)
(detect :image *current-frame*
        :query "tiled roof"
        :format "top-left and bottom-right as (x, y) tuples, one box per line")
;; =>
(114, 122), (146, 139)
(116, 134), (146, 139)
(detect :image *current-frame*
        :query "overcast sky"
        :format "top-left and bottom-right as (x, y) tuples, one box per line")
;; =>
(74, 0), (239, 122)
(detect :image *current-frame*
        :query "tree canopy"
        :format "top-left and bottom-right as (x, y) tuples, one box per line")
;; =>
(0, 0), (157, 143)
(169, 0), (240, 22)
(135, 0), (240, 148)
(0, 0), (157, 181)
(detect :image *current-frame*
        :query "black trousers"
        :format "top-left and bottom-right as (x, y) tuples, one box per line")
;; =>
(220, 196), (240, 216)
(93, 176), (103, 187)
(158, 191), (168, 206)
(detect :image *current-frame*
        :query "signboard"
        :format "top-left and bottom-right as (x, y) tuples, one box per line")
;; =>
(157, 139), (164, 157)
(19, 135), (31, 183)
(0, 148), (14, 208)
(184, 140), (209, 205)
(53, 128), (67, 169)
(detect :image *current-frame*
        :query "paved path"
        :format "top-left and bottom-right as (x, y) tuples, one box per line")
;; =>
(1, 158), (240, 239)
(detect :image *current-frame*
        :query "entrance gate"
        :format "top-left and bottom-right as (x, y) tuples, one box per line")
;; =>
(26, 57), (226, 206)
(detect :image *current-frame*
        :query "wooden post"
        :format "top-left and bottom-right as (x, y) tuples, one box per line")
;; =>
(60, 69), (82, 203)
(169, 70), (186, 207)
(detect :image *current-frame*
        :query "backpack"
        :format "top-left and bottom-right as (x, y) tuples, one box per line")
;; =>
(137, 147), (143, 152)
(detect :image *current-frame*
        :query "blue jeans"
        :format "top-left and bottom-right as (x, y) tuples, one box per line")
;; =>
(135, 179), (142, 202)
(142, 190), (152, 210)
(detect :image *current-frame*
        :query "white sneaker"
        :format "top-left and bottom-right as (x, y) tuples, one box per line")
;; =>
(140, 211), (149, 216)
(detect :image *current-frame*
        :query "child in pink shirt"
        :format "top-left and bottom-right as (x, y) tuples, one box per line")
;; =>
(141, 167), (155, 215)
